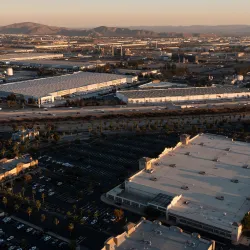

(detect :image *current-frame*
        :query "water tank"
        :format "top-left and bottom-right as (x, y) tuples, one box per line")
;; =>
(237, 75), (244, 81)
(7, 68), (13, 76)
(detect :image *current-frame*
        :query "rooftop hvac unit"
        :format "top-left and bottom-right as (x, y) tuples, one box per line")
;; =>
(231, 179), (239, 183)
(243, 165), (250, 169)
(199, 171), (206, 175)
(216, 196), (224, 200)
(181, 185), (189, 190)
(150, 177), (157, 181)
(169, 164), (176, 168)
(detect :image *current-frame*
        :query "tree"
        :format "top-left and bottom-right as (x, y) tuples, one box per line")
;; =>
(24, 174), (32, 183)
(21, 187), (26, 197)
(36, 200), (41, 212)
(14, 203), (20, 212)
(32, 190), (36, 201)
(67, 211), (72, 218)
(114, 209), (124, 221)
(72, 205), (77, 213)
(2, 196), (7, 208)
(41, 193), (45, 203)
(68, 223), (74, 236)
(41, 214), (46, 223)
(0, 147), (6, 157)
(54, 218), (60, 228)
(27, 207), (32, 220)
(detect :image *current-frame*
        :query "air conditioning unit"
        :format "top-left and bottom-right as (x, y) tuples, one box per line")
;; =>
(216, 196), (224, 200)
(181, 185), (189, 190)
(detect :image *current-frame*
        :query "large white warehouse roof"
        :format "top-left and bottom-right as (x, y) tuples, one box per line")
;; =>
(0, 72), (126, 98)
(128, 134), (250, 232)
(118, 87), (250, 99)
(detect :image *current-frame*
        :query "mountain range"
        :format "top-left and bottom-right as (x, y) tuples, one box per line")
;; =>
(0, 22), (250, 36)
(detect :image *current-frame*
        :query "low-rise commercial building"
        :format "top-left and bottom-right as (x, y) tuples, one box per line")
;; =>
(102, 218), (215, 250)
(0, 154), (38, 182)
(12, 129), (39, 141)
(116, 87), (250, 104)
(106, 134), (250, 243)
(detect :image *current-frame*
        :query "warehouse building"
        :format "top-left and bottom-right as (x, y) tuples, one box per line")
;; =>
(106, 134), (250, 243)
(0, 72), (133, 106)
(0, 53), (63, 62)
(116, 87), (250, 104)
(102, 218), (215, 250)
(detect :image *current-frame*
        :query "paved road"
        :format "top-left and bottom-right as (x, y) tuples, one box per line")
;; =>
(1, 99), (250, 121)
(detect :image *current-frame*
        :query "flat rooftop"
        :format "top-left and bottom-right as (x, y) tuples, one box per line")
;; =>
(129, 134), (250, 231)
(116, 220), (213, 250)
(9, 60), (105, 68)
(0, 155), (33, 174)
(118, 87), (250, 98)
(0, 53), (62, 61)
(139, 81), (189, 89)
(0, 72), (126, 98)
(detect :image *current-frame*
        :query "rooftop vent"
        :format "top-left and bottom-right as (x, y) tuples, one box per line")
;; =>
(231, 179), (239, 183)
(143, 240), (152, 246)
(243, 164), (250, 169)
(225, 148), (231, 152)
(150, 177), (157, 181)
(181, 185), (189, 190)
(199, 171), (206, 175)
(155, 230), (162, 235)
(185, 152), (191, 156)
(169, 164), (176, 168)
(216, 196), (224, 201)
(146, 169), (154, 174)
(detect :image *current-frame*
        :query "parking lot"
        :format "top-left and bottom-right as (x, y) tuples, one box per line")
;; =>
(1, 216), (69, 250)
(1, 133), (179, 249)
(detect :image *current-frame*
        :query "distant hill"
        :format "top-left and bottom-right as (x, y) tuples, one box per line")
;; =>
(130, 25), (250, 35)
(1, 22), (250, 37)
(0, 22), (159, 37)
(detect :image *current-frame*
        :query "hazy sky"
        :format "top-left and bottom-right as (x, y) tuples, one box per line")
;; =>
(1, 0), (250, 27)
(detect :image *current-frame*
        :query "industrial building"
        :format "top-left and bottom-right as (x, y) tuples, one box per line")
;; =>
(116, 87), (250, 104)
(139, 81), (188, 89)
(0, 72), (135, 106)
(0, 53), (63, 62)
(106, 134), (250, 243)
(8, 60), (108, 71)
(102, 218), (215, 250)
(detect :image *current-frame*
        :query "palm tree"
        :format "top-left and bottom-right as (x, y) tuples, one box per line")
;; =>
(14, 203), (20, 212)
(0, 147), (6, 157)
(2, 196), (7, 208)
(41, 214), (46, 223)
(68, 223), (74, 236)
(32, 190), (36, 202)
(66, 211), (72, 218)
(35, 200), (41, 212)
(54, 218), (60, 230)
(79, 208), (84, 217)
(27, 207), (32, 220)
(21, 187), (25, 197)
(41, 193), (45, 203)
